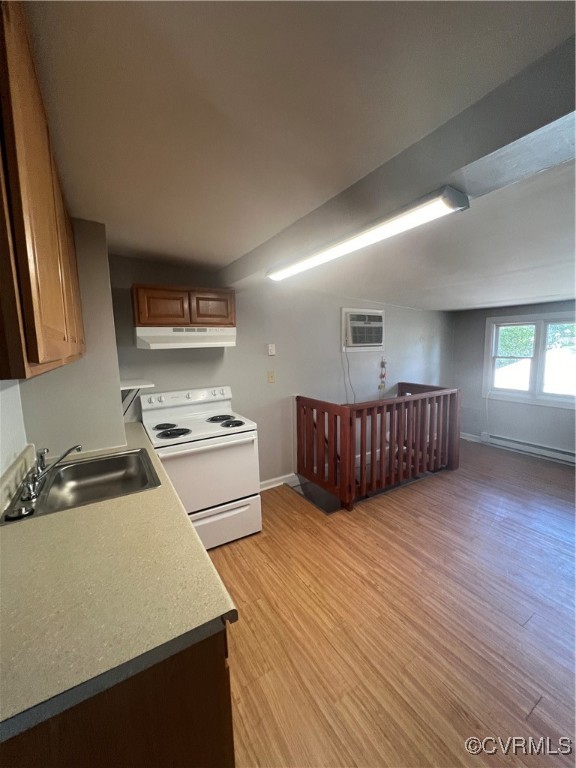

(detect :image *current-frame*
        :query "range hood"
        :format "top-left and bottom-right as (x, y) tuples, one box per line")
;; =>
(135, 326), (236, 349)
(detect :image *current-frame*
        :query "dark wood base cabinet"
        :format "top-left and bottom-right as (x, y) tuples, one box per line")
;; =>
(0, 630), (235, 768)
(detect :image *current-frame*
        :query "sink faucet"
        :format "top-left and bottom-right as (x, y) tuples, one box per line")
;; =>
(22, 445), (82, 501)
(35, 448), (49, 472)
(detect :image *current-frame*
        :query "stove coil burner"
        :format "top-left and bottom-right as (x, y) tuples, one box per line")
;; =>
(207, 415), (234, 422)
(221, 419), (245, 428)
(157, 428), (192, 439)
(154, 423), (177, 430)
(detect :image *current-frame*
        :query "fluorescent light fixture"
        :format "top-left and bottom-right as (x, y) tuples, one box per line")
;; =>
(267, 186), (469, 281)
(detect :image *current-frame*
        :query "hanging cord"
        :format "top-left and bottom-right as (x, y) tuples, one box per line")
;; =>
(340, 318), (353, 403)
(344, 346), (357, 403)
(340, 349), (350, 403)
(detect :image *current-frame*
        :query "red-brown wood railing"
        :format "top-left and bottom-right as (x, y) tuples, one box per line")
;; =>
(296, 383), (461, 510)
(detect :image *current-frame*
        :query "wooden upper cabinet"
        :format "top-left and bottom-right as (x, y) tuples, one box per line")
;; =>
(133, 286), (191, 326)
(190, 290), (235, 327)
(133, 285), (235, 328)
(53, 168), (85, 355)
(0, 2), (85, 377)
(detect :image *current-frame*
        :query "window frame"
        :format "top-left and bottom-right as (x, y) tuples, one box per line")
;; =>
(482, 312), (576, 409)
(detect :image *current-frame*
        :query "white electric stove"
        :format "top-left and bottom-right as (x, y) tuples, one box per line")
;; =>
(141, 386), (262, 549)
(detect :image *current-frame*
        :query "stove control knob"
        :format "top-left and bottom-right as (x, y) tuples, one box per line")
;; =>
(148, 396), (156, 404)
(220, 388), (225, 396)
(211, 389), (217, 396)
(186, 393), (192, 399)
(158, 395), (165, 403)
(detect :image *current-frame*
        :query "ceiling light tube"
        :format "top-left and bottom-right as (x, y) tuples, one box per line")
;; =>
(267, 186), (469, 281)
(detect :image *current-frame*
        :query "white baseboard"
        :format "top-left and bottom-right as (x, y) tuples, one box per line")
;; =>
(460, 432), (482, 443)
(260, 473), (298, 491)
(473, 432), (575, 465)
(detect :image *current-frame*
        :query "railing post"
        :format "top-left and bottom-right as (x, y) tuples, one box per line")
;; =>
(296, 396), (304, 476)
(339, 406), (353, 509)
(447, 389), (461, 470)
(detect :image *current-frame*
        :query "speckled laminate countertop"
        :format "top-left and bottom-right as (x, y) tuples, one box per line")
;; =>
(0, 423), (237, 741)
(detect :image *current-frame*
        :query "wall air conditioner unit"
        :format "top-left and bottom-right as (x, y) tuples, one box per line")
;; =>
(342, 308), (384, 350)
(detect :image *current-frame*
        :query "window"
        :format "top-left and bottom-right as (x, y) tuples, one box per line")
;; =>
(483, 313), (576, 407)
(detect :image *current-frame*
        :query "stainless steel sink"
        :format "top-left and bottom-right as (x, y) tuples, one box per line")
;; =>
(1, 449), (161, 523)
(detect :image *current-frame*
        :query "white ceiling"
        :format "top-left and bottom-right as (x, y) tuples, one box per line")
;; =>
(25, 1), (575, 309)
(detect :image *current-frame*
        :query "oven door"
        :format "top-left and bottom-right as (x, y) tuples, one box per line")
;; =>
(155, 431), (260, 514)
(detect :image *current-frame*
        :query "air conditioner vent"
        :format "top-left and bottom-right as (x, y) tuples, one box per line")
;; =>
(342, 308), (384, 349)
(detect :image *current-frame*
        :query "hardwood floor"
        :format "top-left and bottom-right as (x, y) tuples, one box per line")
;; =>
(210, 441), (575, 768)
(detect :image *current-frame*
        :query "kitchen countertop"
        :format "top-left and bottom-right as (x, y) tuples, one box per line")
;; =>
(0, 423), (237, 742)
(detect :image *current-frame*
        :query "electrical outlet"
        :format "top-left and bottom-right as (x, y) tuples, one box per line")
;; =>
(267, 370), (276, 384)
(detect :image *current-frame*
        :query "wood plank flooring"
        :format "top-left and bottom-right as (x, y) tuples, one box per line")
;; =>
(210, 441), (575, 768)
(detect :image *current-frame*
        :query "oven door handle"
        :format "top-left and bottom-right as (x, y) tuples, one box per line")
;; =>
(157, 435), (256, 459)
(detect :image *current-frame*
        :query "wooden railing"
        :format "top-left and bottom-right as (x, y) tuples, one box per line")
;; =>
(296, 383), (461, 510)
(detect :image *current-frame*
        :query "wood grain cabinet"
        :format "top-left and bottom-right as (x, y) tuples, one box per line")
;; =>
(0, 1), (85, 379)
(0, 629), (235, 768)
(132, 285), (191, 326)
(52, 171), (85, 357)
(190, 289), (236, 326)
(133, 284), (236, 327)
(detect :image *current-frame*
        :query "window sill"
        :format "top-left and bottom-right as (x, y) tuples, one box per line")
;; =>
(484, 390), (576, 410)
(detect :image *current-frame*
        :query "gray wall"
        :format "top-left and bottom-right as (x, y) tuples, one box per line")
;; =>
(0, 381), (27, 474)
(110, 254), (454, 483)
(19, 220), (126, 456)
(451, 300), (575, 452)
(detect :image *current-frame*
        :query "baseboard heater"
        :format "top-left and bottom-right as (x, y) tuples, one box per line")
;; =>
(480, 432), (575, 464)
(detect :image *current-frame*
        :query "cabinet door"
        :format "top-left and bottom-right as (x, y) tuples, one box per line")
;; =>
(134, 286), (191, 326)
(52, 166), (85, 355)
(0, 629), (235, 768)
(189, 291), (236, 326)
(0, 147), (28, 378)
(1, 2), (69, 364)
